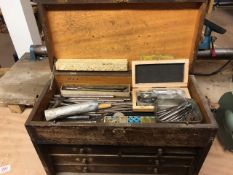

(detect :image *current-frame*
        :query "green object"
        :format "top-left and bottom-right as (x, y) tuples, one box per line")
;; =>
(215, 92), (233, 151)
(224, 110), (233, 134)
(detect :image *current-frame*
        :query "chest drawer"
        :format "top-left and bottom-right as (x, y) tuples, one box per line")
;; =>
(48, 145), (197, 156)
(52, 154), (194, 166)
(54, 164), (190, 175)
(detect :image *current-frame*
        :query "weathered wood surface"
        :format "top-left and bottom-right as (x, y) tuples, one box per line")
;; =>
(0, 68), (10, 77)
(0, 53), (50, 105)
(55, 59), (128, 71)
(45, 3), (203, 68)
(25, 73), (218, 175)
(55, 72), (131, 87)
(0, 107), (46, 175)
(7, 104), (25, 113)
(38, 0), (207, 4)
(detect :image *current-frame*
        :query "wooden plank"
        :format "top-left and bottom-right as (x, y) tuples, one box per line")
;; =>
(38, 0), (207, 4)
(55, 59), (128, 71)
(55, 72), (131, 87)
(0, 107), (46, 175)
(45, 3), (202, 68)
(37, 2), (55, 70)
(7, 104), (25, 113)
(207, 0), (214, 15)
(0, 68), (10, 77)
(0, 53), (50, 105)
(30, 124), (215, 147)
(200, 138), (233, 175)
(189, 2), (207, 73)
(60, 84), (130, 97)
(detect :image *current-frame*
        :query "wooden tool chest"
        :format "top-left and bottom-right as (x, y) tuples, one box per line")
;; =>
(25, 0), (218, 175)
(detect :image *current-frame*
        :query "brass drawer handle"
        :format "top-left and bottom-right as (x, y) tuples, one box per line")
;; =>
(155, 159), (160, 166)
(75, 157), (80, 162)
(88, 157), (93, 163)
(72, 147), (78, 152)
(158, 148), (163, 155)
(82, 166), (88, 173)
(82, 158), (87, 164)
(113, 0), (128, 3)
(79, 148), (84, 154)
(86, 147), (92, 153)
(154, 168), (158, 174)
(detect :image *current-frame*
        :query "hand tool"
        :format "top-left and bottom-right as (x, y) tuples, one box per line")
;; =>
(45, 101), (111, 121)
(65, 115), (90, 120)
(63, 86), (128, 92)
(156, 101), (194, 122)
(54, 94), (114, 98)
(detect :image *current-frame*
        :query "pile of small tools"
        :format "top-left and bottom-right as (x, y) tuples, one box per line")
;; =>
(44, 91), (202, 124)
(45, 94), (132, 121)
(155, 100), (202, 123)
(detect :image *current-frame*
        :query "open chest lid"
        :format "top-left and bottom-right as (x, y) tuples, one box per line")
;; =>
(37, 0), (206, 70)
(132, 59), (189, 88)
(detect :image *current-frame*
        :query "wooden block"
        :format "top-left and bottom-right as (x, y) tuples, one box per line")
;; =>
(141, 55), (175, 60)
(55, 59), (128, 71)
(61, 84), (130, 97)
(132, 59), (189, 88)
(0, 68), (10, 77)
(207, 0), (214, 15)
(0, 102), (7, 107)
(0, 54), (50, 106)
(46, 3), (203, 67)
(7, 104), (25, 113)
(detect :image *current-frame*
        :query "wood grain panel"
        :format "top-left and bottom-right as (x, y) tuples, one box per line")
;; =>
(46, 3), (202, 67)
(55, 72), (131, 87)
(0, 107), (46, 175)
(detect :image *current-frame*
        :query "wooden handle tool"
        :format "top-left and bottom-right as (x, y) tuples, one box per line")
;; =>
(98, 103), (112, 109)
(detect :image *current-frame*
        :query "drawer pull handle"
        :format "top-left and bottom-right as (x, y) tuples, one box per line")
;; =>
(75, 158), (80, 162)
(82, 158), (87, 164)
(83, 166), (88, 173)
(158, 148), (163, 155)
(79, 148), (84, 154)
(155, 159), (160, 165)
(72, 147), (78, 152)
(154, 168), (158, 174)
(86, 147), (92, 153)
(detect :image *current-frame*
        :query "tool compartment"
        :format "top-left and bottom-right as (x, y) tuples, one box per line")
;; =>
(25, 1), (218, 175)
(27, 74), (216, 145)
(26, 75), (217, 175)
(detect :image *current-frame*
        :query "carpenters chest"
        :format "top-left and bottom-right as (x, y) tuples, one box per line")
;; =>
(25, 0), (218, 175)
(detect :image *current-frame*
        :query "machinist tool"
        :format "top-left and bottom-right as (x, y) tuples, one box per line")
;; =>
(45, 101), (111, 121)
(156, 101), (194, 123)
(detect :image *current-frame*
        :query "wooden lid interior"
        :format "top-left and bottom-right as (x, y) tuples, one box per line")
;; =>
(45, 2), (203, 68)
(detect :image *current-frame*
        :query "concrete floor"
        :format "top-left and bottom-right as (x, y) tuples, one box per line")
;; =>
(209, 7), (233, 48)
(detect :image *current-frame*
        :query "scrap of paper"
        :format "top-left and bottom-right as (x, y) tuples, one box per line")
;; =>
(0, 165), (11, 174)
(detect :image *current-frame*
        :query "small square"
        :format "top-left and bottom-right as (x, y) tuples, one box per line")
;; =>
(128, 116), (141, 123)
